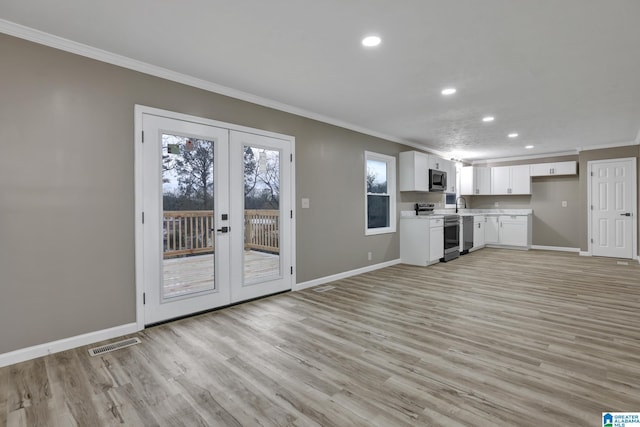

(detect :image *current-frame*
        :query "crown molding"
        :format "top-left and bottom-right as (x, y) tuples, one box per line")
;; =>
(577, 140), (639, 153)
(472, 150), (578, 165)
(0, 18), (419, 150)
(2, 19), (637, 163)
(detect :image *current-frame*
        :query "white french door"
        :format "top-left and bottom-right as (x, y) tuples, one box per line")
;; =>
(138, 109), (293, 325)
(589, 158), (637, 259)
(229, 130), (292, 302)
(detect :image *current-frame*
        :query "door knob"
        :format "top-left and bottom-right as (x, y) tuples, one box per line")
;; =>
(216, 226), (230, 233)
(620, 213), (632, 217)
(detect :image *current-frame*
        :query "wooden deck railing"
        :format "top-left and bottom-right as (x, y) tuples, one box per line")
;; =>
(244, 209), (280, 254)
(163, 209), (279, 258)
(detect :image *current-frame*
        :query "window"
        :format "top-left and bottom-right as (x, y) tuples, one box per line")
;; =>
(365, 151), (396, 235)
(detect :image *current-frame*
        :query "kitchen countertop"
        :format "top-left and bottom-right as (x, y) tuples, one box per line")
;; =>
(400, 214), (444, 219)
(459, 209), (532, 215)
(433, 208), (533, 215)
(401, 209), (533, 218)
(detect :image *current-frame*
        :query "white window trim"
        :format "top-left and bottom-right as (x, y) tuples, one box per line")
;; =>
(365, 151), (396, 236)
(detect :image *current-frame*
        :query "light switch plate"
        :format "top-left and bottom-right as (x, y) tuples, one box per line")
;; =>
(301, 198), (310, 209)
(562, 200), (568, 207)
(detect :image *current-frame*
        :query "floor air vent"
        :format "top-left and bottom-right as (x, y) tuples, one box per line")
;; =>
(313, 285), (335, 293)
(88, 337), (141, 356)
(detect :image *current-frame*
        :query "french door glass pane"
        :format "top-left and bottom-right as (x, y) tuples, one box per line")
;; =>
(162, 134), (215, 299)
(243, 146), (281, 283)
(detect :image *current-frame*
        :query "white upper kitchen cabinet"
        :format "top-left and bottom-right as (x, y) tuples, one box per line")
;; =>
(445, 160), (457, 193)
(530, 161), (577, 176)
(399, 151), (429, 192)
(491, 165), (531, 195)
(460, 166), (491, 195)
(428, 156), (446, 171)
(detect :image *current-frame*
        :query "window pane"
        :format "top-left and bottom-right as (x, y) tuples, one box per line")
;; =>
(367, 159), (387, 194)
(367, 195), (390, 228)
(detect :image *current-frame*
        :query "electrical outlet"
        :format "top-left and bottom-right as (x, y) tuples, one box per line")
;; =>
(494, 202), (500, 207)
(367, 252), (372, 261)
(561, 200), (568, 208)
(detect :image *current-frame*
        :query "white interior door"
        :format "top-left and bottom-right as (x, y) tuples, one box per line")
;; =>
(589, 158), (637, 259)
(138, 109), (294, 325)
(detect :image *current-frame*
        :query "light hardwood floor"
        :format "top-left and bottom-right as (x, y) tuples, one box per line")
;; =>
(1, 249), (639, 426)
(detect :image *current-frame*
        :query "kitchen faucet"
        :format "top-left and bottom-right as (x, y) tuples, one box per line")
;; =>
(455, 196), (467, 213)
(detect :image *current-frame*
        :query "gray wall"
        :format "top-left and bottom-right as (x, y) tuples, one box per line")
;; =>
(2, 32), (638, 356)
(469, 148), (640, 250)
(0, 34), (410, 354)
(469, 155), (581, 248)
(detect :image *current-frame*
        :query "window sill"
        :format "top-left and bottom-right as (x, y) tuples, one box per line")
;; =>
(365, 227), (396, 236)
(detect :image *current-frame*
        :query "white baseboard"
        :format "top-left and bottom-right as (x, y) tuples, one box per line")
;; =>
(579, 251), (591, 257)
(485, 244), (529, 251)
(0, 322), (140, 368)
(294, 259), (402, 291)
(531, 245), (580, 253)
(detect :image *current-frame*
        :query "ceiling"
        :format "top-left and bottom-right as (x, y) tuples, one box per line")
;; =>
(1, 0), (639, 161)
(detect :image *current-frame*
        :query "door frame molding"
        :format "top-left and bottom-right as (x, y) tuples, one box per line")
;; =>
(134, 105), (296, 330)
(586, 157), (637, 260)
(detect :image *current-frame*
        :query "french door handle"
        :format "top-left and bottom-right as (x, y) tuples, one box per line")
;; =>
(215, 226), (230, 233)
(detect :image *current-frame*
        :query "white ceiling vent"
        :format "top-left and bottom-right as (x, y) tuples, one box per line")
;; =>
(88, 337), (141, 356)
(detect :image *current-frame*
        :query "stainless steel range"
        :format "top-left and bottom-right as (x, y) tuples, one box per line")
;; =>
(443, 215), (460, 262)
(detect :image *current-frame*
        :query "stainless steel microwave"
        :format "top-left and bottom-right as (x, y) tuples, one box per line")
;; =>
(429, 169), (447, 192)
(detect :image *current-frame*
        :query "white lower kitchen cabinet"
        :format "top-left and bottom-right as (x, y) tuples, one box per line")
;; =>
(400, 217), (443, 266)
(482, 215), (531, 249)
(498, 215), (530, 247)
(429, 221), (444, 262)
(485, 216), (500, 244)
(472, 215), (486, 249)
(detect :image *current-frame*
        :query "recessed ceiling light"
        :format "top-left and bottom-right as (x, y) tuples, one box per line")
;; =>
(441, 88), (457, 95)
(362, 36), (381, 47)
(525, 145), (534, 149)
(508, 133), (519, 138)
(482, 116), (495, 122)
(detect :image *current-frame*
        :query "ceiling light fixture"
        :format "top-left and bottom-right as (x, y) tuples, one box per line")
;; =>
(441, 88), (457, 95)
(525, 145), (534, 149)
(362, 36), (381, 47)
(482, 116), (495, 122)
(508, 133), (519, 138)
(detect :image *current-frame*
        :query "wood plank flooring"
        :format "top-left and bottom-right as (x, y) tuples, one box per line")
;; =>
(2, 249), (640, 426)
